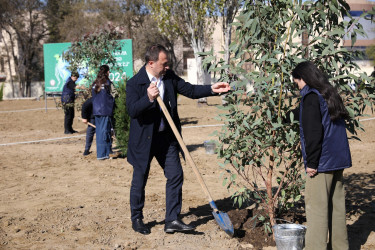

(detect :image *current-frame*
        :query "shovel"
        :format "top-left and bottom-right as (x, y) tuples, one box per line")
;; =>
(78, 117), (118, 141)
(155, 95), (234, 236)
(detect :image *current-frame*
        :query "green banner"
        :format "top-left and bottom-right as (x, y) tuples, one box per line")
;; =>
(43, 39), (133, 93)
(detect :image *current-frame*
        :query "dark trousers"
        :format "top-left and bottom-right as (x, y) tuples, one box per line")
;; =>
(85, 118), (96, 151)
(64, 106), (75, 132)
(130, 130), (183, 223)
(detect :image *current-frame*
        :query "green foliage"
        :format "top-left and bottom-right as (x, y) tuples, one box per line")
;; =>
(0, 83), (4, 101)
(146, 0), (217, 41)
(113, 80), (130, 156)
(203, 0), (375, 230)
(44, 0), (71, 43)
(366, 45), (375, 65)
(62, 25), (130, 151)
(62, 24), (123, 86)
(62, 24), (123, 107)
(146, 0), (219, 85)
(54, 0), (171, 63)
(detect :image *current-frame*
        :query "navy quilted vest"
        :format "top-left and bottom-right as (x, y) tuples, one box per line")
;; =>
(92, 80), (114, 116)
(299, 86), (351, 172)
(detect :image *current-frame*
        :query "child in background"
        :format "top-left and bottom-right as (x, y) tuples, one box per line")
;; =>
(81, 97), (95, 156)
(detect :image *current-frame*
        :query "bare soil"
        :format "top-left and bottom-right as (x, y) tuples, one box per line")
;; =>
(0, 96), (374, 249)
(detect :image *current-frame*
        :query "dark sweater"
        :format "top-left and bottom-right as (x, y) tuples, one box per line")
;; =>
(288, 92), (323, 169)
(81, 98), (93, 120)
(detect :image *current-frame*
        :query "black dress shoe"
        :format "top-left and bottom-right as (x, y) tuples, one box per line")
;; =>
(64, 131), (73, 134)
(164, 219), (195, 233)
(132, 218), (150, 235)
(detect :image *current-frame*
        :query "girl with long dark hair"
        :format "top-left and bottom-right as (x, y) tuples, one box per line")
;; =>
(92, 65), (114, 160)
(291, 61), (351, 250)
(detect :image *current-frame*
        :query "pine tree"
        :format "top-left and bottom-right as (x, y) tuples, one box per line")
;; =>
(113, 80), (130, 156)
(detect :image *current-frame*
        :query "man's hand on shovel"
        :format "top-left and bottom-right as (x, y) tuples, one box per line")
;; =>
(78, 117), (96, 128)
(147, 82), (159, 101)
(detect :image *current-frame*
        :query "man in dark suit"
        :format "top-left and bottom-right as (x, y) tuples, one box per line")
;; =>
(126, 44), (230, 235)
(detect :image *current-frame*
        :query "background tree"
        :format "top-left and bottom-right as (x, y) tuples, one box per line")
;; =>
(113, 80), (130, 156)
(56, 0), (103, 42)
(147, 0), (217, 103)
(213, 0), (242, 105)
(55, 0), (175, 68)
(44, 0), (73, 43)
(0, 0), (16, 97)
(204, 0), (375, 233)
(0, 0), (48, 97)
(215, 0), (242, 66)
(96, 0), (179, 72)
(62, 24), (124, 87)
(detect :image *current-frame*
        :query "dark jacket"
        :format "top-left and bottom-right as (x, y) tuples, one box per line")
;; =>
(299, 85), (351, 172)
(126, 65), (214, 168)
(81, 98), (93, 120)
(92, 80), (114, 117)
(61, 77), (76, 104)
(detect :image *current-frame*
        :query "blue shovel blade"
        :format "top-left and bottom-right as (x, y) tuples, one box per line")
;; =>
(212, 210), (234, 236)
(210, 201), (234, 236)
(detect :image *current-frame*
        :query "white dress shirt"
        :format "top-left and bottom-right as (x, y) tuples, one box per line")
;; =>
(146, 71), (165, 131)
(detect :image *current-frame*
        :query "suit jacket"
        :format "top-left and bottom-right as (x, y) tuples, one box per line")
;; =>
(126, 65), (214, 168)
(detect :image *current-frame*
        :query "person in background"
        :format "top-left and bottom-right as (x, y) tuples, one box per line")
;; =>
(92, 65), (114, 160)
(126, 44), (230, 235)
(81, 97), (95, 156)
(61, 72), (80, 134)
(290, 61), (351, 250)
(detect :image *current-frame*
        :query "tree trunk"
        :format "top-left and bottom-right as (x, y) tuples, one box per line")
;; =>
(1, 32), (15, 98)
(267, 168), (275, 227)
(221, 22), (232, 105)
(4, 28), (20, 97)
(220, 2), (238, 105)
(26, 81), (31, 97)
(268, 150), (276, 229)
(223, 21), (232, 66)
(191, 38), (209, 104)
(19, 81), (25, 97)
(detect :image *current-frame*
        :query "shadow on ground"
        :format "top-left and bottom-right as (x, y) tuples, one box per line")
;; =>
(345, 171), (375, 250)
(143, 171), (375, 247)
(180, 117), (198, 126)
(182, 196), (236, 229)
(177, 171), (375, 249)
(186, 143), (204, 152)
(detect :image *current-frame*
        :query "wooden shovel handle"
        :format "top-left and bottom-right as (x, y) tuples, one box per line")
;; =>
(78, 117), (96, 128)
(156, 96), (215, 204)
(87, 122), (96, 128)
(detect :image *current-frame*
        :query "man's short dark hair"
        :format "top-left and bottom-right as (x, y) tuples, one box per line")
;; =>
(145, 44), (168, 63)
(71, 72), (79, 78)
